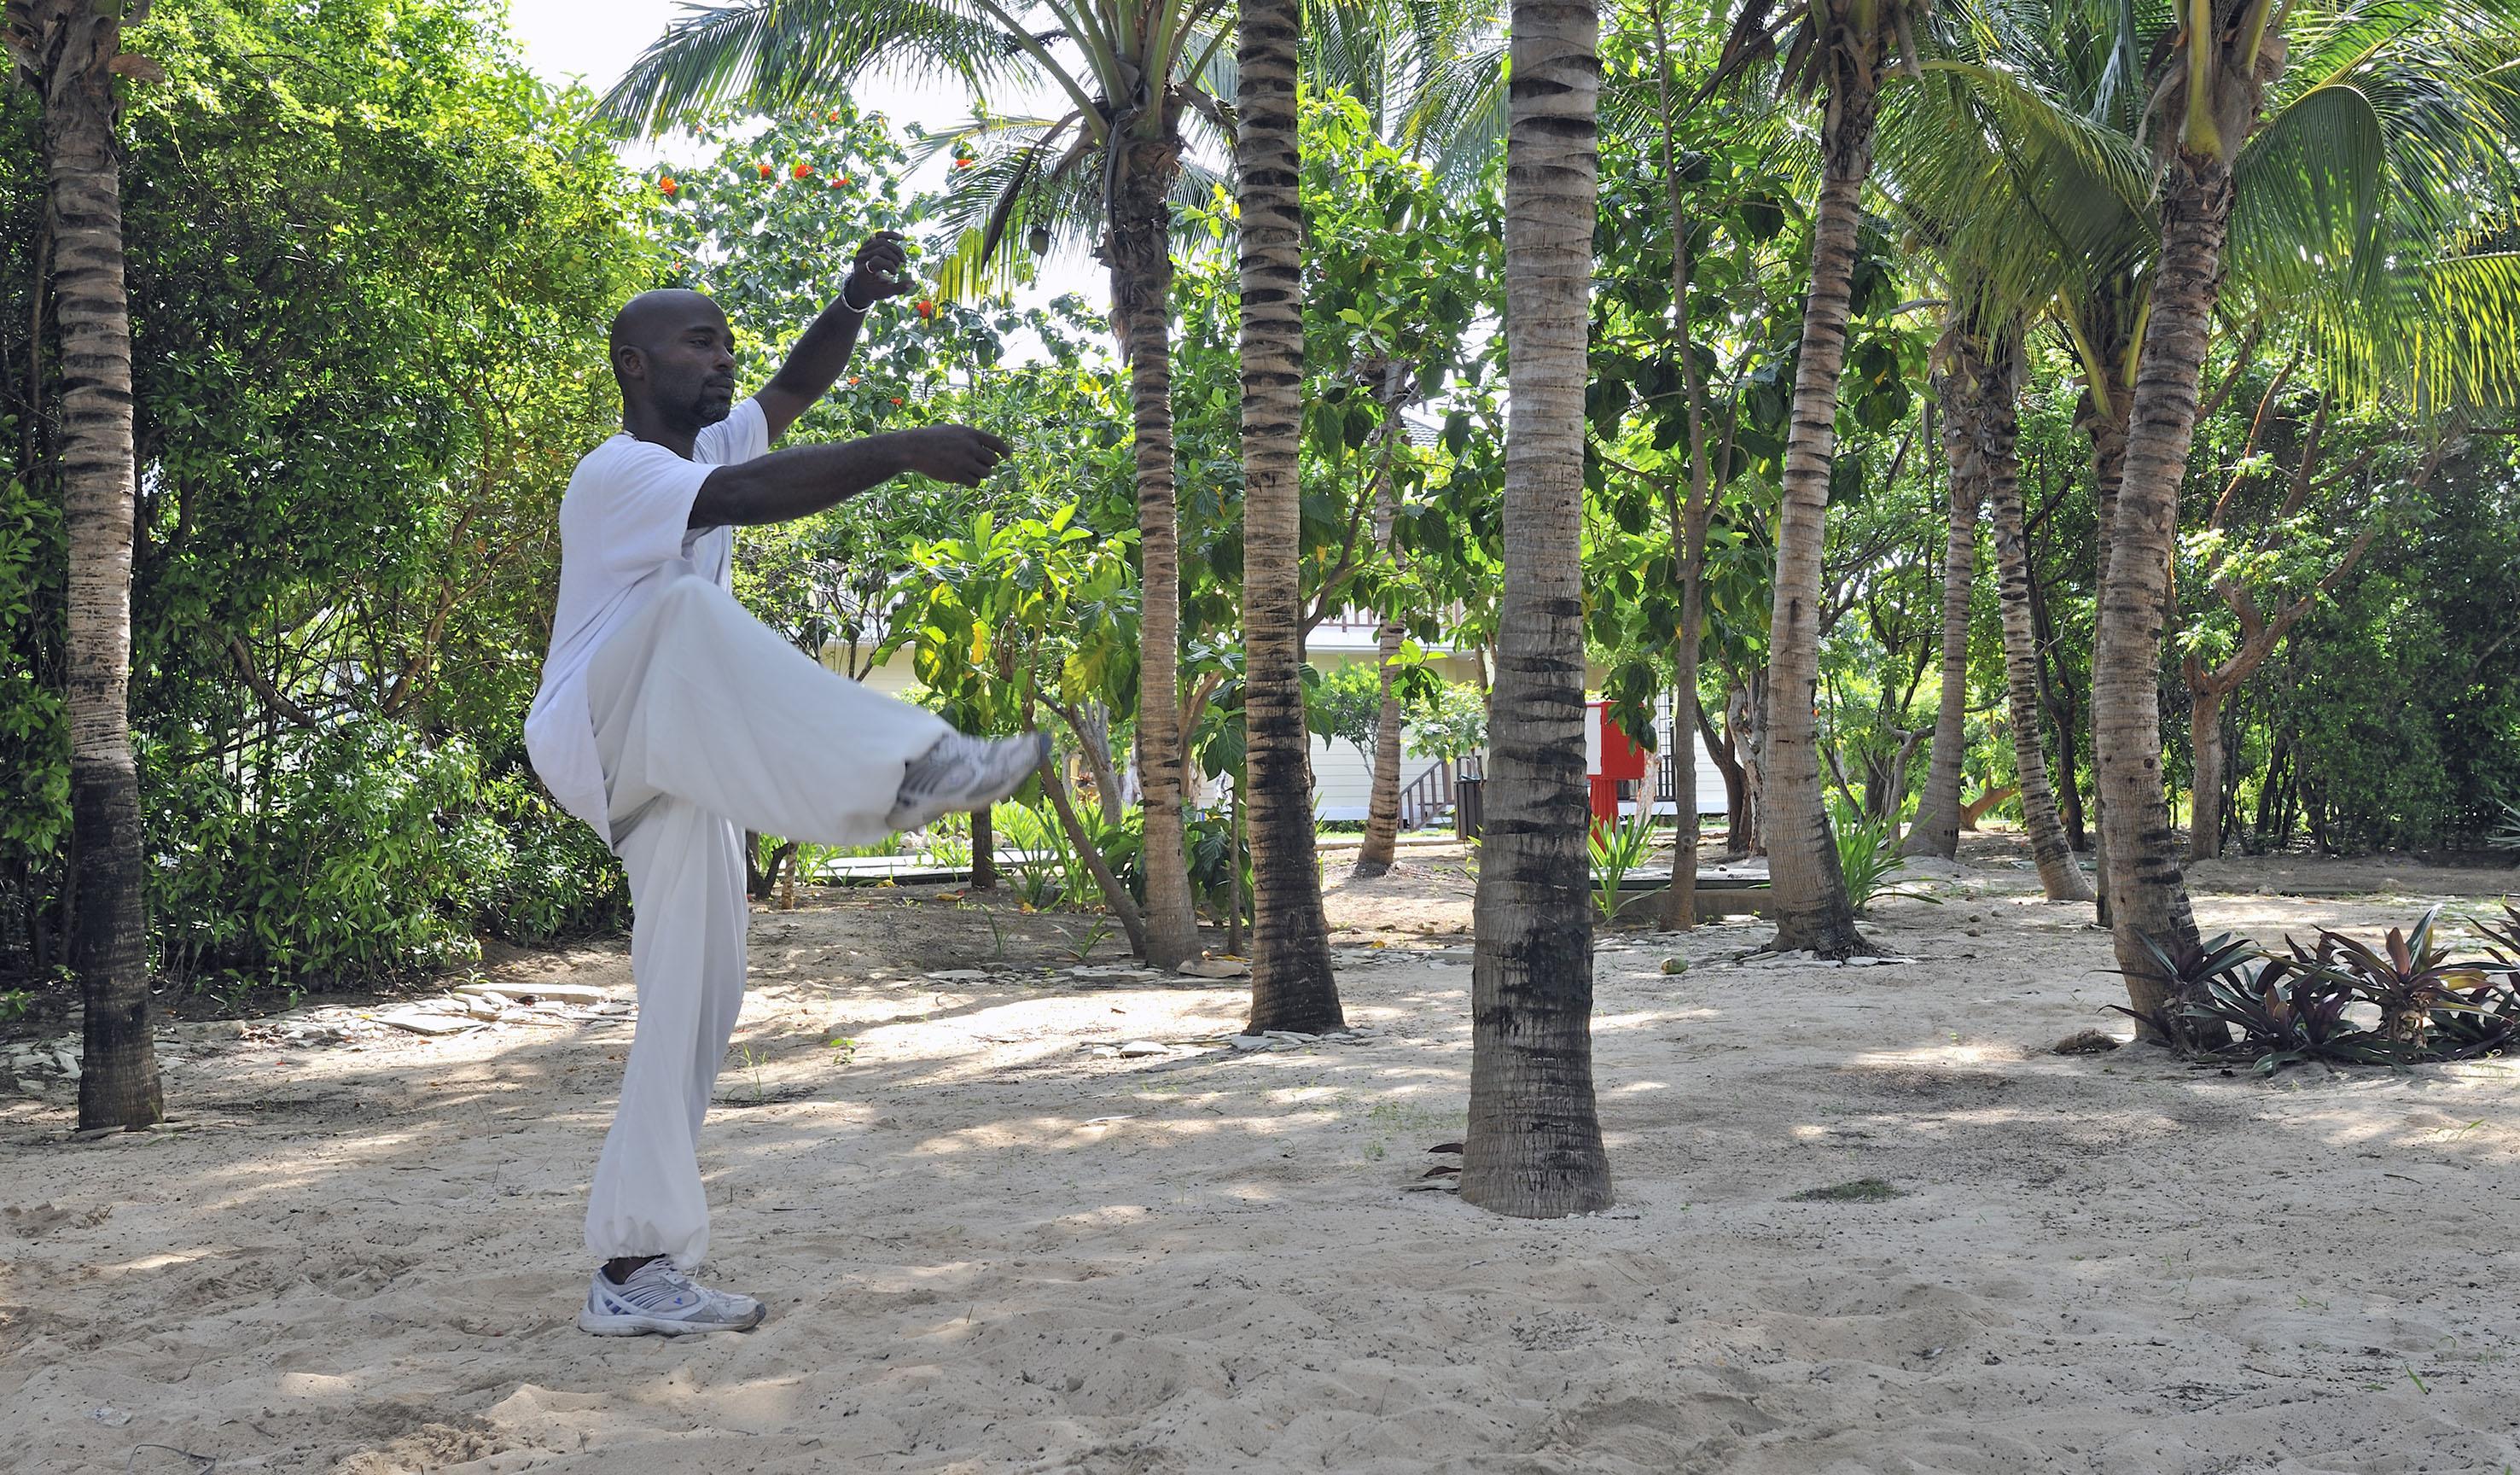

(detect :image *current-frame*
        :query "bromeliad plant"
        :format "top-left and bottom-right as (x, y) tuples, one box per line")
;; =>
(2117, 907), (2520, 1074)
(2285, 907), (2494, 1050)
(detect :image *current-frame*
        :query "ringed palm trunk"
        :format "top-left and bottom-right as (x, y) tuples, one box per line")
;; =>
(1355, 375), (1412, 879)
(17, 0), (162, 1131)
(1651, 0), (1711, 930)
(2093, 156), (2230, 1039)
(1355, 614), (1408, 876)
(1108, 125), (1200, 971)
(1970, 325), (2094, 904)
(1460, 0), (1612, 1219)
(1237, 0), (1341, 1030)
(2074, 349), (2133, 923)
(1904, 321), (1978, 860)
(1757, 55), (1877, 958)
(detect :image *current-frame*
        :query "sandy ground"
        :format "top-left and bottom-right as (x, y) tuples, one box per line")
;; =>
(4, 835), (2518, 1475)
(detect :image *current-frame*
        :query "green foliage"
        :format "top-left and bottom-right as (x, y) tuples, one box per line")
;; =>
(3, 0), (647, 990)
(2122, 912), (2520, 1074)
(1826, 795), (1930, 916)
(1587, 810), (1659, 920)
(148, 721), (624, 992)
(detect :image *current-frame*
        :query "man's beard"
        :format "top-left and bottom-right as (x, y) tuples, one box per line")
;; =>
(690, 383), (735, 427)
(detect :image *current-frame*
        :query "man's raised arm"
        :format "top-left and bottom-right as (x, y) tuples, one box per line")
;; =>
(754, 231), (918, 440)
(689, 425), (1012, 529)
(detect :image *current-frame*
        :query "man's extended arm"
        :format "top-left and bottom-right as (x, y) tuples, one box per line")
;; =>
(689, 426), (1012, 528)
(754, 232), (917, 440)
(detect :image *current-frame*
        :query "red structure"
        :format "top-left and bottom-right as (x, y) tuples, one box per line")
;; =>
(1585, 701), (1650, 835)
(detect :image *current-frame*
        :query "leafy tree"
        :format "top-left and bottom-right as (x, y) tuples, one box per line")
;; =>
(609, 0), (1241, 970)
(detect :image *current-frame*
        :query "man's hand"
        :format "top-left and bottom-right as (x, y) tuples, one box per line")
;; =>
(847, 231), (916, 307)
(896, 424), (1014, 487)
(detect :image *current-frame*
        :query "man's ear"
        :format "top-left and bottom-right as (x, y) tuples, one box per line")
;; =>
(614, 346), (648, 382)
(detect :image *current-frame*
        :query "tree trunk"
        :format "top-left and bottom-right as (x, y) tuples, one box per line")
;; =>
(2188, 685), (2224, 862)
(1354, 619), (1407, 877)
(2025, 566), (2088, 849)
(21, 0), (162, 1131)
(2078, 356), (2133, 922)
(1461, 0), (1612, 1219)
(1756, 60), (1877, 958)
(1107, 127), (1200, 971)
(970, 805), (996, 891)
(1040, 756), (1149, 959)
(1354, 388), (1411, 879)
(1651, 0), (1710, 931)
(1236, 0), (1341, 1030)
(1973, 326), (2094, 903)
(1904, 318), (1979, 860)
(2094, 156), (2227, 1039)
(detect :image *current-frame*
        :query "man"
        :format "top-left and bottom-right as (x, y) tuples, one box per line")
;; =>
(524, 232), (1045, 1337)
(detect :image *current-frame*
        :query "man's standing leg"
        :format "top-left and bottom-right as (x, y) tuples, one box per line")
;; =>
(577, 796), (765, 1335)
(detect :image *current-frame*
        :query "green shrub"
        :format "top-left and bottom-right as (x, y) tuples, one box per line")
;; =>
(146, 720), (623, 993)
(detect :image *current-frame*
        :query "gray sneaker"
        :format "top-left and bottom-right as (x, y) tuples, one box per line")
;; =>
(578, 1261), (765, 1336)
(888, 732), (1050, 832)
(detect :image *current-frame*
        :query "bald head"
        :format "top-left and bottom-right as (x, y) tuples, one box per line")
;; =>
(609, 289), (737, 435)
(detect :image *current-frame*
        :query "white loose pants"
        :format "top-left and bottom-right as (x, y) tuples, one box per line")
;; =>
(580, 572), (951, 1267)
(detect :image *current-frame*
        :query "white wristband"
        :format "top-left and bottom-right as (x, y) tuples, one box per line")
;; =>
(841, 277), (874, 313)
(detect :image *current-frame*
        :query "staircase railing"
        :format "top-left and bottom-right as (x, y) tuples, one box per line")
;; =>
(1395, 760), (1455, 831)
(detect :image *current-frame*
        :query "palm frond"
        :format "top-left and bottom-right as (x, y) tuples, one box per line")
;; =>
(603, 0), (1043, 134)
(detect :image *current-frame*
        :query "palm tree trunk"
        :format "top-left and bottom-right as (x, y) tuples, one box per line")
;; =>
(1355, 374), (1412, 879)
(2094, 156), (2226, 1039)
(1355, 617), (1408, 876)
(1905, 322), (1980, 860)
(1974, 328), (2094, 903)
(1757, 62), (1877, 958)
(2076, 358), (2133, 923)
(1651, 0), (1709, 931)
(21, 0), (163, 1131)
(1237, 0), (1341, 1030)
(23, 0), (165, 1129)
(1461, 0), (1612, 1219)
(1108, 128), (1200, 971)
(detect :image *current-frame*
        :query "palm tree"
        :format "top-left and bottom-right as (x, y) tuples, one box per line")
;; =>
(1461, 0), (1614, 1219)
(8, 0), (163, 1129)
(1239, 0), (1345, 1029)
(1900, 332), (1977, 863)
(1880, 0), (2520, 1020)
(2092, 0), (2520, 1030)
(608, 0), (1231, 968)
(1712, 0), (1928, 957)
(1944, 309), (2093, 901)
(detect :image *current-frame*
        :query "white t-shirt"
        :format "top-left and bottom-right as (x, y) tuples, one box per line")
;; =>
(525, 398), (770, 844)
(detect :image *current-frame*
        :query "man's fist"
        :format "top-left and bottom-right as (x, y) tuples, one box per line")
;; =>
(847, 231), (915, 305)
(894, 425), (1013, 487)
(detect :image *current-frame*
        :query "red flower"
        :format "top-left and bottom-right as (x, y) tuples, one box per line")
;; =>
(657, 175), (678, 195)
(756, 161), (774, 178)
(847, 376), (862, 387)
(827, 110), (841, 122)
(915, 299), (935, 319)
(793, 162), (814, 180)
(889, 397), (905, 405)
(954, 157), (974, 169)
(826, 174), (846, 188)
